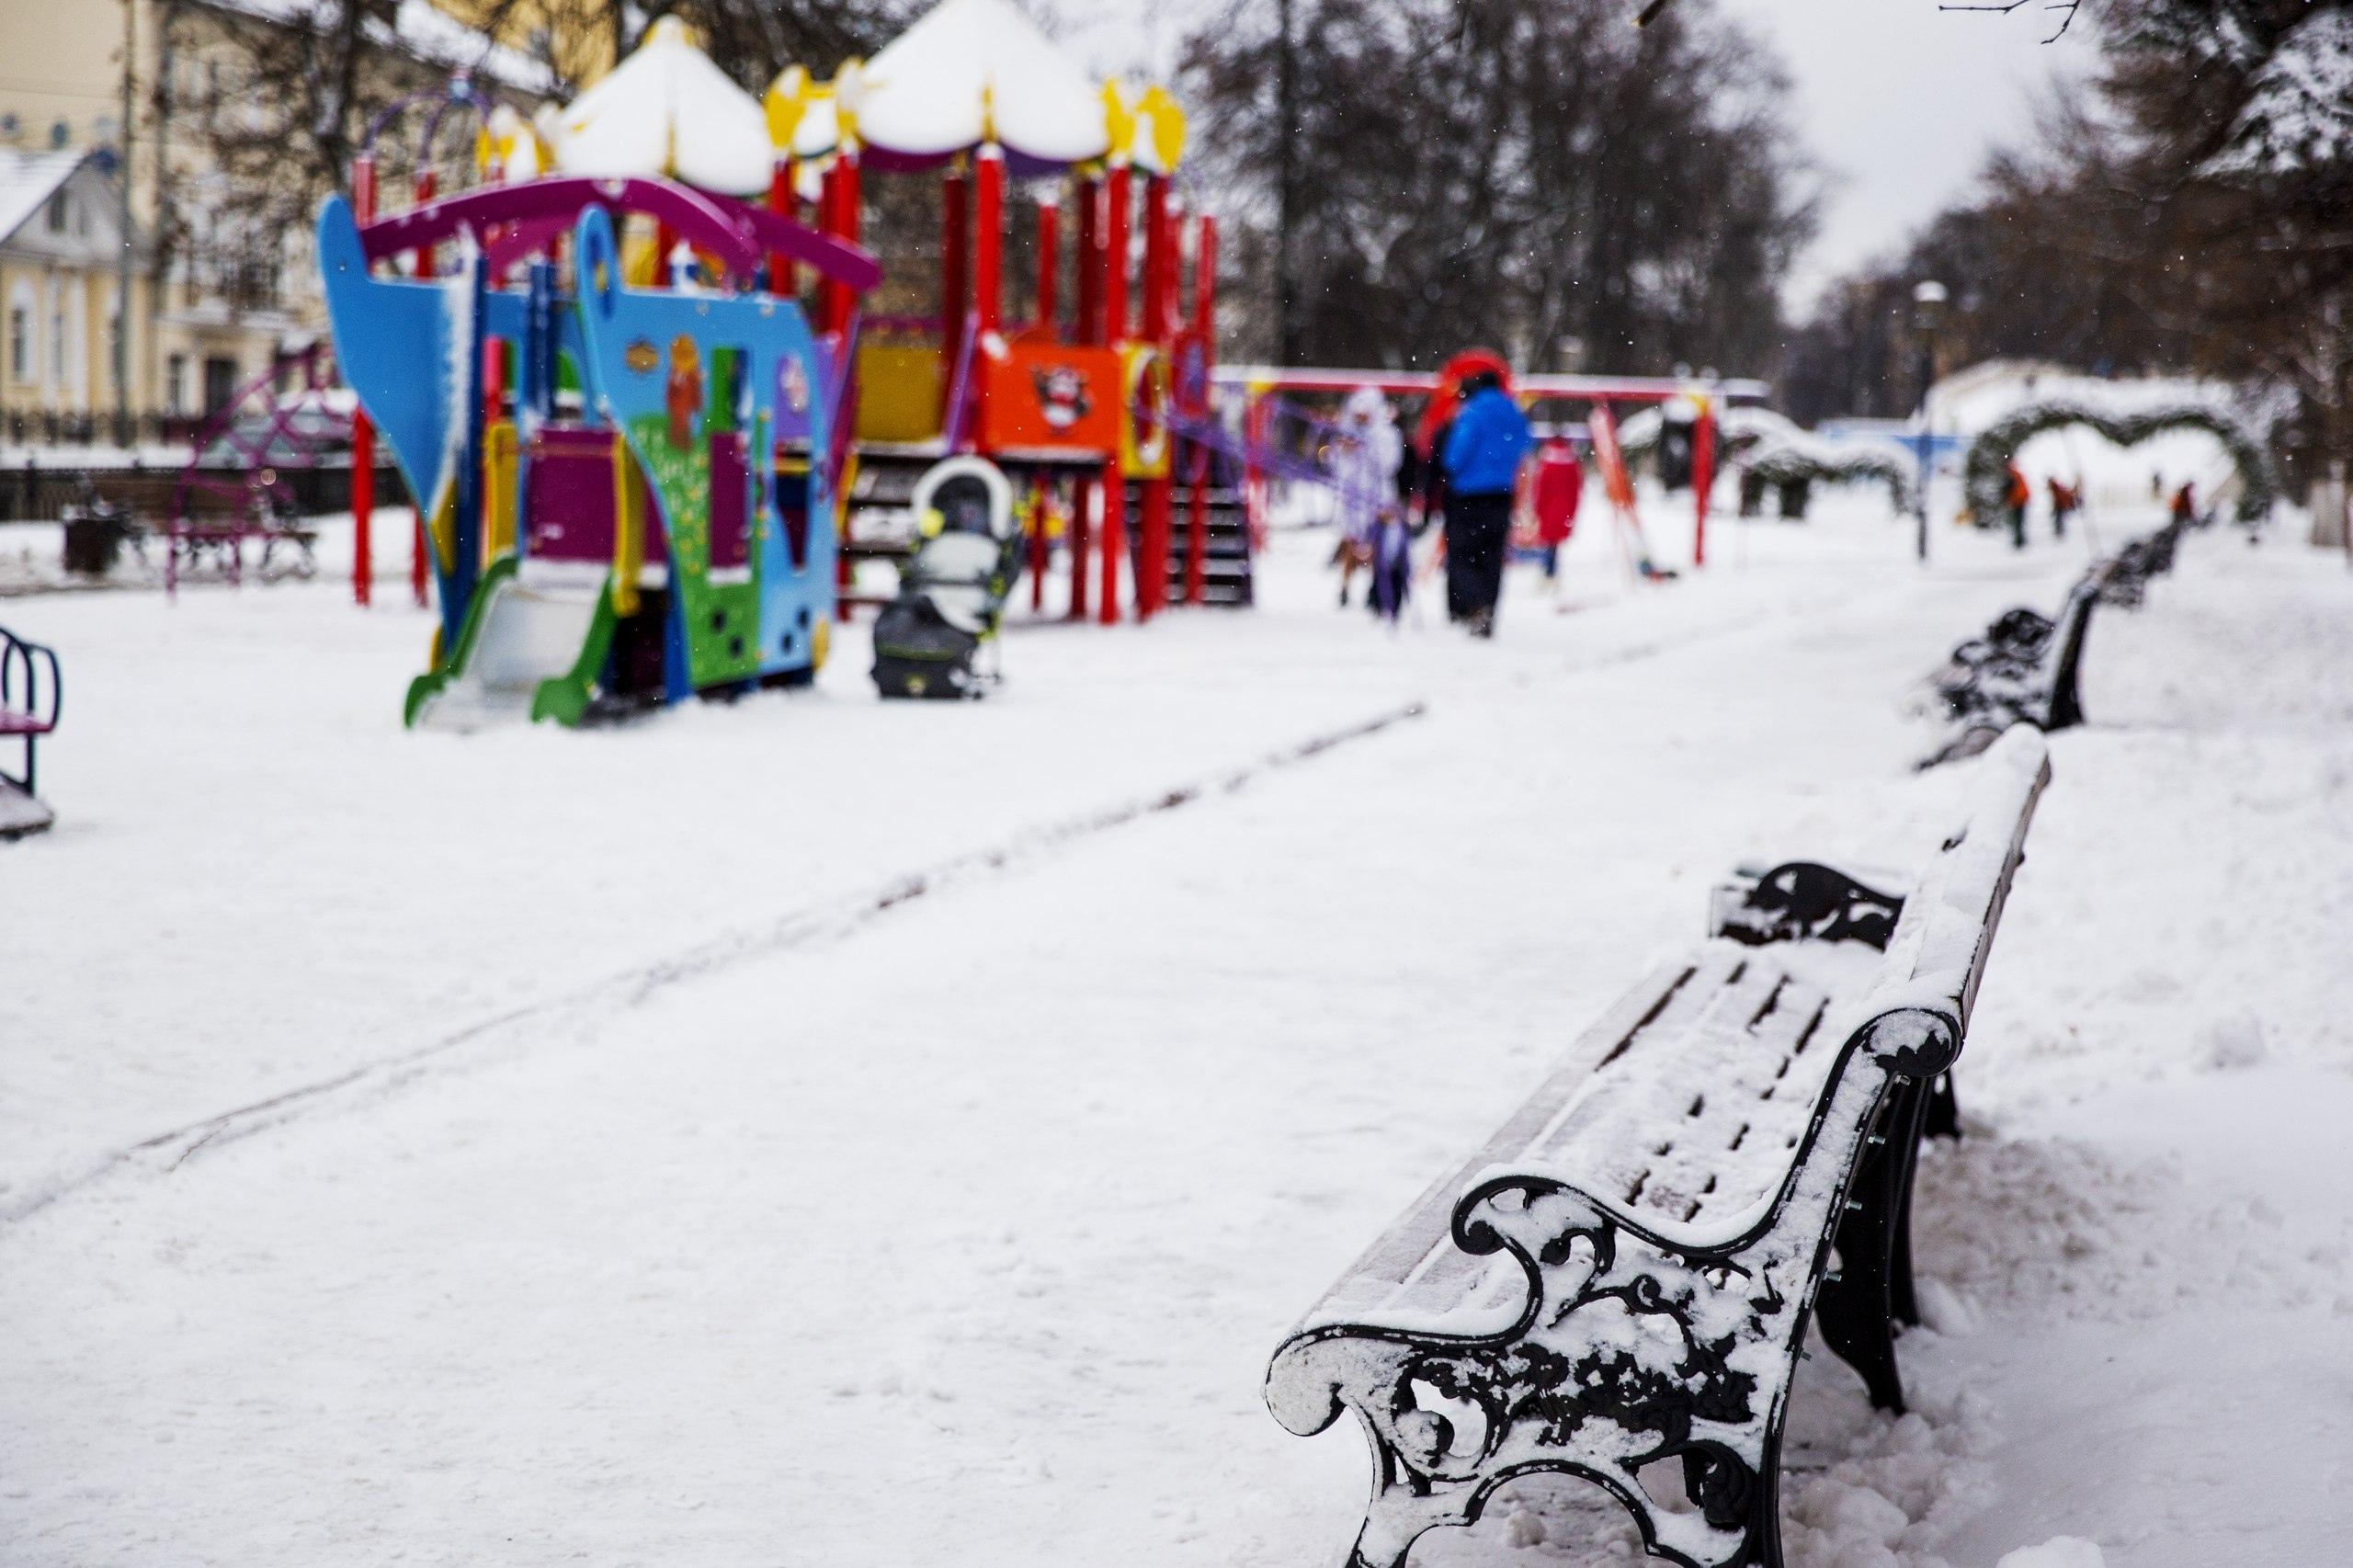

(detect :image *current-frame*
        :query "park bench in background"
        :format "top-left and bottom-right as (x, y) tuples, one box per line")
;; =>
(1916, 519), (2187, 767)
(1267, 726), (2050, 1568)
(0, 624), (62, 839)
(2096, 515), (2185, 610)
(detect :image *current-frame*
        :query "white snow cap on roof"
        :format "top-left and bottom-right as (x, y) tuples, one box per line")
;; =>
(0, 148), (87, 248)
(855, 0), (1109, 165)
(548, 17), (770, 195)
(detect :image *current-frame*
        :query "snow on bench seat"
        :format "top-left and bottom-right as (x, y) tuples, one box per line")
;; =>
(1267, 725), (2051, 1568)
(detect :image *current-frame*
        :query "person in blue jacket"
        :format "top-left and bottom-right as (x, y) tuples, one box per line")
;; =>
(1439, 369), (1535, 635)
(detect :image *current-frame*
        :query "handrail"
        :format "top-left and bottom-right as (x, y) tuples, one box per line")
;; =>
(0, 626), (61, 731)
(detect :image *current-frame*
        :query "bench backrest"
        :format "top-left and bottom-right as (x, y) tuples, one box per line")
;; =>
(1857, 722), (2049, 1035)
(2043, 573), (2105, 731)
(1302, 726), (2050, 1326)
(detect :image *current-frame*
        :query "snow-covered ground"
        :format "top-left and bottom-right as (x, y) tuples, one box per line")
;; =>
(1, 491), (2347, 1567)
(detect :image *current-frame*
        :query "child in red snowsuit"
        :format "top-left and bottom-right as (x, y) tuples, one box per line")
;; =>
(1528, 437), (1583, 580)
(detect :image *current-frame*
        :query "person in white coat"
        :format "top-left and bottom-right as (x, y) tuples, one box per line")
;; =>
(1329, 386), (1404, 612)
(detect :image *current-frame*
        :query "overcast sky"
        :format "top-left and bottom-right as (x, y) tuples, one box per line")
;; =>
(1040, 0), (2096, 310)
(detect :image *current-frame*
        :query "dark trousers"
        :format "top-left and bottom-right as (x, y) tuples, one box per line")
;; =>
(1444, 492), (1513, 621)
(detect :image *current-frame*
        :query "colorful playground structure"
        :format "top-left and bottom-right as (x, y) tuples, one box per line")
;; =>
(318, 172), (876, 727)
(325, 0), (1235, 722)
(777, 0), (1238, 618)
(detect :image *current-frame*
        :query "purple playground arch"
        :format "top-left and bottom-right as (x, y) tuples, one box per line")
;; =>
(357, 175), (882, 293)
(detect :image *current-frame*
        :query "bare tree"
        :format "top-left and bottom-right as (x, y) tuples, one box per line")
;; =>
(1183, 0), (1814, 374)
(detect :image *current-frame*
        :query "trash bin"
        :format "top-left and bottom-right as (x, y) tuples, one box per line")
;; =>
(63, 506), (129, 577)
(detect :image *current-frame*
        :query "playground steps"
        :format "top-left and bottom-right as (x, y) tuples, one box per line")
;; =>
(412, 566), (610, 732)
(1157, 483), (1255, 608)
(0, 778), (51, 839)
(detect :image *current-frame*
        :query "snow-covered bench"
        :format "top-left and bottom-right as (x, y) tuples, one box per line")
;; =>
(2097, 516), (2184, 610)
(1915, 570), (2106, 768)
(1266, 727), (2051, 1568)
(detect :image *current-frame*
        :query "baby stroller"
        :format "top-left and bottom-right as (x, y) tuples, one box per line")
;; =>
(871, 457), (1022, 699)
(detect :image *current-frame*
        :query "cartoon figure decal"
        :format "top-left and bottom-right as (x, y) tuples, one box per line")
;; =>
(1032, 363), (1093, 430)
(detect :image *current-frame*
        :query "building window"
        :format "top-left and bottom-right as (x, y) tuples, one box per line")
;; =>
(6, 307), (26, 382)
(202, 356), (237, 415)
(47, 196), (68, 233)
(167, 353), (188, 415)
(51, 306), (65, 381)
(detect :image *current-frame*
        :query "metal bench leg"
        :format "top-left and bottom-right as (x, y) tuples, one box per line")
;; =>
(1923, 1073), (1961, 1139)
(1813, 1107), (1907, 1414)
(1743, 1433), (1788, 1568)
(1680, 1439), (1786, 1568)
(1884, 1078), (1939, 1327)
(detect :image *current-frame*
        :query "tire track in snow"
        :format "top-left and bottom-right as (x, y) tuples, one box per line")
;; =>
(1, 699), (1429, 1227)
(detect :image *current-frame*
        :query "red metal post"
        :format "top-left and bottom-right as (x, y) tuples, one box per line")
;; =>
(349, 153), (376, 606)
(1097, 457), (1123, 624)
(1692, 397), (1714, 569)
(972, 145), (1003, 335)
(1100, 163), (1130, 352)
(1096, 164), (1130, 623)
(1033, 187), (1060, 336)
(1074, 175), (1100, 345)
(820, 148), (863, 336)
(1137, 172), (1174, 617)
(1068, 474), (1092, 619)
(969, 144), (1004, 451)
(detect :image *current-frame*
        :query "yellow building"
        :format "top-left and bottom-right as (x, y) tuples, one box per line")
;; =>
(0, 0), (551, 442)
(0, 148), (155, 437)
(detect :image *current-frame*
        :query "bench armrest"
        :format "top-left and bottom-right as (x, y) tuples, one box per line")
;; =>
(1710, 860), (1907, 950)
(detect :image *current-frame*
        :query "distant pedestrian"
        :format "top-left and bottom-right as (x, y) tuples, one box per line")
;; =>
(1527, 436), (1584, 584)
(2003, 460), (2030, 550)
(1327, 388), (1404, 615)
(1328, 389), (1400, 608)
(1440, 369), (1534, 636)
(2047, 476), (2077, 540)
(2170, 481), (2198, 528)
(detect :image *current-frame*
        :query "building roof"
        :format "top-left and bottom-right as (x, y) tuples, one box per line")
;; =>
(0, 148), (94, 249)
(199, 0), (557, 97)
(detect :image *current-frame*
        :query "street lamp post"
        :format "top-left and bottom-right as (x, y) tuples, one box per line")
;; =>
(1910, 279), (1947, 563)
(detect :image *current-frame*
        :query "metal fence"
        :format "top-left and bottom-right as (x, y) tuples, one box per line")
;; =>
(0, 457), (407, 524)
(0, 411), (216, 449)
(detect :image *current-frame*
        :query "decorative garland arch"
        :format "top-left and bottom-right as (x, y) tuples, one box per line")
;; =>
(1962, 400), (2277, 526)
(1741, 435), (1916, 514)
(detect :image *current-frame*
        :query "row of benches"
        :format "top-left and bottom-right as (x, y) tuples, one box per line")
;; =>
(1913, 516), (2185, 769)
(1263, 523), (2193, 1565)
